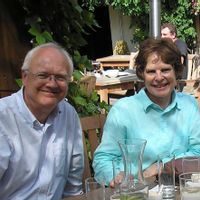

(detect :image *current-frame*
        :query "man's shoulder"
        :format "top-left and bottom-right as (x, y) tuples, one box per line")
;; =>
(175, 39), (188, 58)
(175, 38), (187, 48)
(0, 94), (17, 112)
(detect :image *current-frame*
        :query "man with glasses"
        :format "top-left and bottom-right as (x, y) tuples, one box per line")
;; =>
(0, 43), (84, 200)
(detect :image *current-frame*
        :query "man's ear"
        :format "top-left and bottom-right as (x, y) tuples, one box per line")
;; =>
(21, 70), (28, 85)
(172, 33), (176, 40)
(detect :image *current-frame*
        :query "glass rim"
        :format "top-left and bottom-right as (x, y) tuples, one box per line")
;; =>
(179, 172), (200, 179)
(117, 138), (147, 144)
(85, 177), (97, 182)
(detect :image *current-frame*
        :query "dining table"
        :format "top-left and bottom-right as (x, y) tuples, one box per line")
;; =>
(96, 55), (131, 70)
(62, 187), (181, 200)
(95, 73), (139, 103)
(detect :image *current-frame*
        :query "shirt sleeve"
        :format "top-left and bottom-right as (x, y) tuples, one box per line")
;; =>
(93, 106), (126, 186)
(63, 112), (84, 197)
(183, 104), (200, 157)
(0, 134), (11, 180)
(176, 99), (200, 158)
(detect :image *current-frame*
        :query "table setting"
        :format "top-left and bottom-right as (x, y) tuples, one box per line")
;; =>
(85, 69), (139, 103)
(63, 139), (200, 200)
(94, 69), (137, 85)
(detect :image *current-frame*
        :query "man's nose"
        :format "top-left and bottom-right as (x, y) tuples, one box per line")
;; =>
(47, 75), (58, 85)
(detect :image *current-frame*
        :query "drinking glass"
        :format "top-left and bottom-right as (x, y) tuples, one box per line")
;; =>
(110, 157), (125, 200)
(85, 177), (105, 200)
(148, 185), (163, 200)
(182, 157), (200, 173)
(179, 172), (200, 200)
(118, 138), (148, 200)
(158, 152), (175, 199)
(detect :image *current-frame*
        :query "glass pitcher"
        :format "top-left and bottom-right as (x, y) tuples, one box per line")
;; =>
(118, 138), (148, 200)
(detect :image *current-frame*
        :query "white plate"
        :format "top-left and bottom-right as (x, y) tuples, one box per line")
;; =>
(118, 71), (130, 76)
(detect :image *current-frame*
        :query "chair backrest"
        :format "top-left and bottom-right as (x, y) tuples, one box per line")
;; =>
(80, 75), (96, 96)
(80, 114), (106, 182)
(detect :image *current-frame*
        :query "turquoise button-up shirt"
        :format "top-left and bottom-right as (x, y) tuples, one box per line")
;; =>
(93, 89), (200, 185)
(0, 89), (84, 200)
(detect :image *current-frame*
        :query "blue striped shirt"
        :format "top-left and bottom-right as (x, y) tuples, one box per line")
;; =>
(0, 89), (84, 200)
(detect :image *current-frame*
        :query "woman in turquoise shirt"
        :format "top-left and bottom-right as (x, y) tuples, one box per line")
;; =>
(93, 38), (200, 186)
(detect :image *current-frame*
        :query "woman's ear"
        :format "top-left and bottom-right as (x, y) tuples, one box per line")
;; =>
(140, 71), (145, 80)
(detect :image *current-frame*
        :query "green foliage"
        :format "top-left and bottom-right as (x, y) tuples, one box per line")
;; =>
(68, 52), (111, 116)
(82, 0), (198, 50)
(67, 79), (110, 117)
(161, 0), (196, 48)
(15, 79), (22, 87)
(27, 17), (54, 45)
(18, 0), (99, 54)
(73, 50), (93, 72)
(191, 0), (200, 15)
(15, 0), (110, 116)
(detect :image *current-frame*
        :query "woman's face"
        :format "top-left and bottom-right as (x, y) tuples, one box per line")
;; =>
(143, 53), (177, 108)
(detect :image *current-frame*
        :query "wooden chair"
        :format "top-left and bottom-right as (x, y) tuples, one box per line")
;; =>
(80, 114), (106, 183)
(80, 75), (96, 96)
(179, 79), (200, 107)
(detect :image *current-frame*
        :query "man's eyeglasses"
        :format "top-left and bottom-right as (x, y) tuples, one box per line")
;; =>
(25, 70), (70, 83)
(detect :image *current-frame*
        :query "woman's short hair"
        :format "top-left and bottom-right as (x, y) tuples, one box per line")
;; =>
(135, 38), (183, 80)
(21, 42), (74, 77)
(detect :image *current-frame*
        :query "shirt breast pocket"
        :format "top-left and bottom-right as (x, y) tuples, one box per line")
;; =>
(53, 143), (67, 178)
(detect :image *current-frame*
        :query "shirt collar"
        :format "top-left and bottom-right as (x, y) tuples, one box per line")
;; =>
(138, 88), (181, 113)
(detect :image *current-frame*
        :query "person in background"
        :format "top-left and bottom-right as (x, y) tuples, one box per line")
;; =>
(0, 43), (84, 200)
(93, 38), (200, 186)
(161, 22), (188, 80)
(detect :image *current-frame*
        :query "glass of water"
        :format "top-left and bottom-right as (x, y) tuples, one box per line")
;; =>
(157, 152), (175, 199)
(85, 177), (105, 200)
(182, 157), (200, 173)
(179, 172), (200, 200)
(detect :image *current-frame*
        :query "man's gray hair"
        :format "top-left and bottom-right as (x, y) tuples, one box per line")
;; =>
(21, 42), (74, 77)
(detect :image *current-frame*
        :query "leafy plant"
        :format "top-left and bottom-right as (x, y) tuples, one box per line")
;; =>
(27, 17), (54, 46)
(18, 0), (99, 54)
(68, 51), (110, 116)
(15, 0), (110, 116)
(113, 40), (130, 55)
(82, 0), (198, 50)
(191, 0), (200, 15)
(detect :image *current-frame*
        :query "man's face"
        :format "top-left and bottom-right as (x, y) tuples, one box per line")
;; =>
(161, 27), (175, 41)
(22, 47), (69, 115)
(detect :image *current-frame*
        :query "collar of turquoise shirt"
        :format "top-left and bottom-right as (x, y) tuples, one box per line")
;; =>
(139, 88), (181, 113)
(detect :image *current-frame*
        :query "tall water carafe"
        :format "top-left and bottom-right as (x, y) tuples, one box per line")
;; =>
(118, 138), (148, 200)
